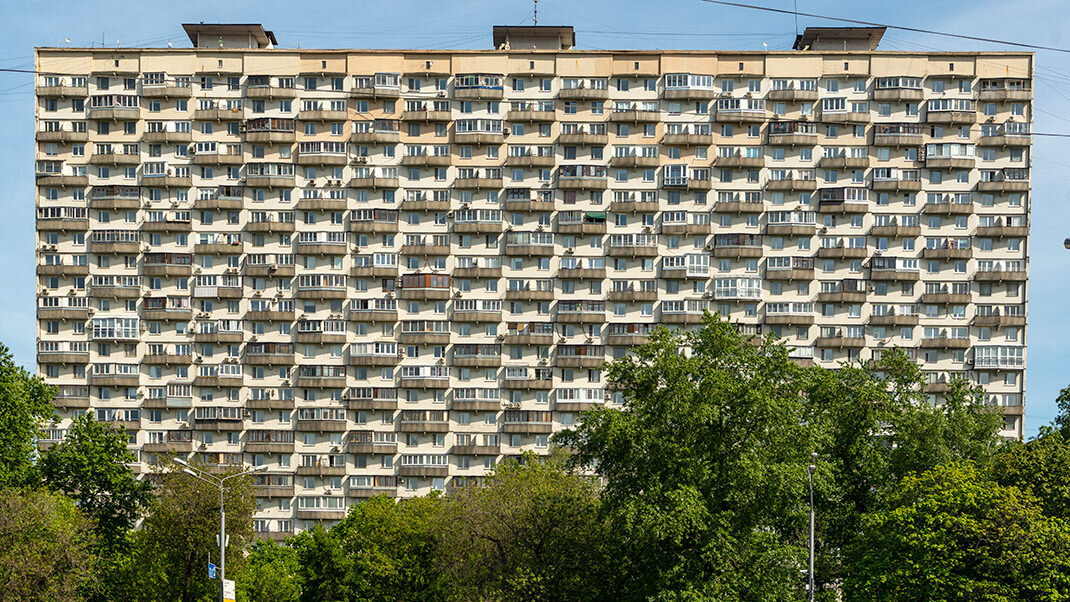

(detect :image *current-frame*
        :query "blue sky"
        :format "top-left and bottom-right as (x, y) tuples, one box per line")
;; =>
(2, 0), (1068, 436)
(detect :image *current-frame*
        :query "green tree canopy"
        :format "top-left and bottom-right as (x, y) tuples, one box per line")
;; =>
(845, 462), (1070, 601)
(120, 462), (256, 602)
(39, 413), (153, 552)
(0, 488), (98, 602)
(0, 344), (56, 489)
(237, 539), (301, 602)
(435, 453), (607, 602)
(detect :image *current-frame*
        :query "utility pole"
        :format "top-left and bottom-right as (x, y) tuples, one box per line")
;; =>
(807, 452), (817, 602)
(173, 459), (266, 602)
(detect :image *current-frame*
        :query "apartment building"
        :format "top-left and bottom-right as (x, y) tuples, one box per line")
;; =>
(34, 24), (1031, 537)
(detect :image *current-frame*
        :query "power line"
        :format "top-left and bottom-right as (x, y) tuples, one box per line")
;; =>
(696, 0), (1070, 54)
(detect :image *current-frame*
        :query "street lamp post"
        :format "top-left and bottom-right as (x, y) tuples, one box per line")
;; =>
(173, 459), (267, 602)
(807, 452), (817, 602)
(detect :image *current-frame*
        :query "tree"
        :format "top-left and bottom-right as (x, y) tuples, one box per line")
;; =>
(295, 494), (446, 602)
(0, 488), (97, 602)
(0, 343), (56, 488)
(844, 463), (1070, 601)
(120, 461), (256, 602)
(237, 539), (301, 602)
(435, 453), (606, 602)
(39, 413), (153, 551)
(1054, 385), (1070, 439)
(556, 316), (818, 602)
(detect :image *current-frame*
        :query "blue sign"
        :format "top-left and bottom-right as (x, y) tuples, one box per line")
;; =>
(208, 563), (217, 579)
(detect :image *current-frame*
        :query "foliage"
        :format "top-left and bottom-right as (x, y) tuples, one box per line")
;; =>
(294, 494), (445, 602)
(119, 461), (256, 602)
(435, 453), (606, 602)
(39, 413), (153, 552)
(844, 462), (1070, 601)
(0, 488), (97, 602)
(1055, 385), (1070, 439)
(237, 539), (301, 602)
(0, 344), (56, 489)
(556, 316), (818, 601)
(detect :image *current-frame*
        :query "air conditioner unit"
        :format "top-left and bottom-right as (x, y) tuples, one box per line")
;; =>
(331, 446), (340, 452)
(496, 334), (505, 341)
(538, 358), (548, 365)
(355, 157), (368, 164)
(585, 337), (594, 344)
(453, 291), (462, 298)
(705, 244), (713, 250)
(436, 91), (446, 98)
(446, 211), (454, 218)
(194, 356), (203, 363)
(250, 335), (258, 342)
(565, 247), (575, 254)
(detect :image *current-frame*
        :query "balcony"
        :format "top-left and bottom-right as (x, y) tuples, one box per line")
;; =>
(815, 336), (866, 348)
(557, 132), (608, 145)
(606, 289), (658, 302)
(557, 267), (607, 279)
(398, 331), (450, 345)
(37, 306), (90, 320)
(765, 223), (816, 236)
(973, 314), (1026, 328)
(298, 109), (348, 121)
(607, 109), (660, 123)
(818, 156), (870, 169)
(921, 202), (974, 215)
(609, 200), (659, 213)
(714, 155), (765, 169)
(141, 175), (193, 188)
(245, 130), (295, 144)
(38, 351), (90, 364)
(454, 177), (503, 190)
(194, 241), (243, 254)
(244, 351), (295, 366)
(37, 84), (87, 98)
(399, 465), (449, 478)
(920, 337), (971, 350)
(870, 224), (921, 237)
(976, 223), (1028, 238)
(454, 132), (504, 145)
(921, 246), (973, 260)
(608, 155), (661, 168)
(194, 107), (244, 121)
(89, 152), (141, 165)
(90, 284), (141, 299)
(816, 287), (867, 304)
(350, 131), (400, 145)
(558, 87), (609, 100)
(451, 399), (500, 411)
(501, 422), (553, 435)
(817, 245), (868, 259)
(144, 261), (191, 277)
(454, 220), (504, 234)
(295, 152), (347, 167)
(295, 418), (348, 432)
(662, 133), (713, 146)
(452, 308), (502, 322)
(504, 288), (555, 301)
(506, 109), (556, 122)
(765, 267), (814, 281)
(765, 178), (817, 192)
(504, 155), (556, 168)
(454, 88), (504, 101)
(347, 306), (398, 322)
(296, 463), (348, 477)
(978, 88), (1032, 102)
(503, 378), (553, 390)
(927, 110), (976, 124)
(871, 179), (922, 192)
(348, 433), (397, 454)
(89, 106), (140, 121)
(142, 219), (192, 233)
(556, 352), (605, 368)
(400, 243), (450, 256)
(873, 87), (924, 102)
(503, 332), (554, 345)
(347, 175), (399, 190)
(296, 198), (348, 212)
(766, 88), (819, 102)
(765, 313), (814, 326)
(451, 444), (501, 455)
(661, 312), (705, 325)
(192, 416), (244, 431)
(819, 110), (871, 124)
(977, 171), (1030, 193)
(349, 265), (397, 278)
(453, 266), (502, 278)
(974, 269), (1027, 282)
(246, 86), (297, 99)
(37, 217), (89, 231)
(142, 130), (193, 143)
(401, 109), (451, 121)
(246, 220), (295, 233)
(141, 83), (192, 98)
(870, 267), (920, 282)
(35, 130), (89, 143)
(36, 174), (88, 187)
(868, 313), (919, 326)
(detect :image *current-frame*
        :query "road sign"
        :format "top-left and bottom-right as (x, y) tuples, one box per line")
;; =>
(222, 579), (235, 602)
(208, 563), (216, 579)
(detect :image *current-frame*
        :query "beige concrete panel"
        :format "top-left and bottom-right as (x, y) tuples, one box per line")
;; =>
(193, 53), (244, 74)
(299, 53), (347, 74)
(452, 54), (509, 74)
(660, 55), (717, 75)
(507, 55), (556, 75)
(927, 56), (976, 78)
(92, 53), (140, 74)
(870, 55), (929, 77)
(766, 54), (821, 77)
(245, 52), (299, 75)
(611, 55), (660, 76)
(37, 52), (93, 75)
(346, 53), (404, 73)
(403, 54), (452, 75)
(822, 55), (870, 77)
(141, 52), (195, 73)
(556, 54), (612, 76)
(976, 55), (1033, 79)
(716, 55), (764, 76)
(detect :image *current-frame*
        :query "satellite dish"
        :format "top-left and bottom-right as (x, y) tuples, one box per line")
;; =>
(1064, 237), (1070, 250)
(168, 41), (173, 48)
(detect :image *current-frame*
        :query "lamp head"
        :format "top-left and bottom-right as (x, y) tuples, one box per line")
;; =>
(173, 458), (189, 467)
(182, 468), (198, 478)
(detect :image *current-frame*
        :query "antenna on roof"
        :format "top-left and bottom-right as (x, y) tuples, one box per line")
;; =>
(794, 0), (799, 36)
(533, 0), (538, 26)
